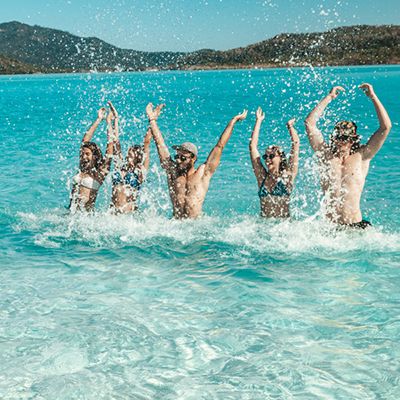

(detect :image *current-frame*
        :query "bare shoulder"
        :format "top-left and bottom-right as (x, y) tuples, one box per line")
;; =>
(357, 144), (369, 158)
(197, 163), (207, 176)
(196, 163), (211, 181)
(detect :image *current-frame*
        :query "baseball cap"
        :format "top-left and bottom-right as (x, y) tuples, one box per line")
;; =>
(172, 142), (198, 157)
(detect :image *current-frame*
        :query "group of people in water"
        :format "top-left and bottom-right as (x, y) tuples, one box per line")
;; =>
(69, 83), (392, 228)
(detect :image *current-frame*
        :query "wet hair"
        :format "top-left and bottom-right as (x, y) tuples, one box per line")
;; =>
(81, 142), (104, 171)
(127, 145), (144, 160)
(125, 145), (145, 169)
(128, 144), (144, 154)
(265, 145), (288, 173)
(329, 120), (361, 154)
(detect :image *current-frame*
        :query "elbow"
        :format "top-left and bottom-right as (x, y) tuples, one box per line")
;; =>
(380, 123), (392, 135)
(214, 144), (224, 153)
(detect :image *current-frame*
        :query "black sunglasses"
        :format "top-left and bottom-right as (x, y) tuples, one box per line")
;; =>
(263, 153), (278, 160)
(175, 153), (194, 162)
(335, 134), (356, 142)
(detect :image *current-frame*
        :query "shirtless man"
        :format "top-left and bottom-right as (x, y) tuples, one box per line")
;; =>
(305, 84), (392, 228)
(146, 103), (247, 219)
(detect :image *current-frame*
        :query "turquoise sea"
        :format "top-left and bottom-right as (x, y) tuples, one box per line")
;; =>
(0, 66), (399, 399)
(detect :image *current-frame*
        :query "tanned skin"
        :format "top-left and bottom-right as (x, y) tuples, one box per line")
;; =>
(70, 107), (114, 211)
(146, 103), (247, 219)
(250, 107), (300, 218)
(305, 84), (392, 224)
(109, 101), (152, 213)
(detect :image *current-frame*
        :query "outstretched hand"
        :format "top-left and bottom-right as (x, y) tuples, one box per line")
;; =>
(233, 109), (248, 122)
(256, 107), (265, 122)
(359, 83), (375, 98)
(154, 103), (165, 119)
(108, 101), (118, 119)
(146, 103), (164, 121)
(329, 86), (345, 99)
(286, 118), (296, 129)
(98, 107), (107, 120)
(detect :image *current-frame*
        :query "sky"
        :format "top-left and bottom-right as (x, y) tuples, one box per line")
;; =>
(1, 0), (399, 52)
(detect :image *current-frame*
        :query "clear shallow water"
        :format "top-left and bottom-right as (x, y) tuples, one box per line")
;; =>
(0, 66), (400, 399)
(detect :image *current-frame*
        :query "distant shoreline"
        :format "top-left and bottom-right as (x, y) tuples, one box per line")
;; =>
(1, 22), (399, 76)
(1, 63), (400, 78)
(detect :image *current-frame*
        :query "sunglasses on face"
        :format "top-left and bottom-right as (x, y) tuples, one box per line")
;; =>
(174, 153), (194, 162)
(263, 153), (279, 160)
(335, 134), (356, 142)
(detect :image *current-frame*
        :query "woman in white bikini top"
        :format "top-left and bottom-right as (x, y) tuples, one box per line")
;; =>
(69, 106), (115, 212)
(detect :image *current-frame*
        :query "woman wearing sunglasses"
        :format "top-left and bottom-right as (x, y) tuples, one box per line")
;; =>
(249, 107), (300, 218)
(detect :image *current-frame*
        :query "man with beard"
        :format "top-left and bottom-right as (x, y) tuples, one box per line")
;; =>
(146, 103), (247, 219)
(69, 106), (114, 212)
(305, 83), (392, 228)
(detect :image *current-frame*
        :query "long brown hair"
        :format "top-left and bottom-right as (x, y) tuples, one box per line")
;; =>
(81, 142), (104, 171)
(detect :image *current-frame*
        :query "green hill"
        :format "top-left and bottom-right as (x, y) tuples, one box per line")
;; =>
(0, 21), (183, 72)
(0, 54), (40, 74)
(177, 25), (400, 69)
(0, 21), (399, 74)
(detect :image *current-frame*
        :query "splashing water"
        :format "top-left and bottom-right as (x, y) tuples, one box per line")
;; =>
(1, 66), (400, 399)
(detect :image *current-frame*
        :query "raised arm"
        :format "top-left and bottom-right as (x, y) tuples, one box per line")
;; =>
(97, 109), (115, 181)
(305, 86), (344, 153)
(146, 103), (172, 170)
(143, 127), (152, 171)
(359, 83), (392, 160)
(82, 107), (107, 143)
(286, 118), (300, 184)
(249, 107), (267, 186)
(204, 109), (248, 176)
(107, 101), (123, 168)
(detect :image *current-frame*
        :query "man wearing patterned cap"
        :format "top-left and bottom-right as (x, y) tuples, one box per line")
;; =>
(146, 103), (247, 218)
(305, 83), (392, 228)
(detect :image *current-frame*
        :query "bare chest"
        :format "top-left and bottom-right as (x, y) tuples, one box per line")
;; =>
(173, 174), (205, 198)
(325, 153), (368, 188)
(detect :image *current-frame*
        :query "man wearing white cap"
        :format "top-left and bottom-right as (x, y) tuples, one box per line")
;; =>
(146, 103), (247, 219)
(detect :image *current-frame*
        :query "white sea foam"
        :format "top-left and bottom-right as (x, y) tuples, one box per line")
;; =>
(15, 209), (400, 256)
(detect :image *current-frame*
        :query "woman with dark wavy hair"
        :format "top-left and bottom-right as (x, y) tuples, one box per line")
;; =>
(69, 107), (114, 212)
(249, 107), (300, 218)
